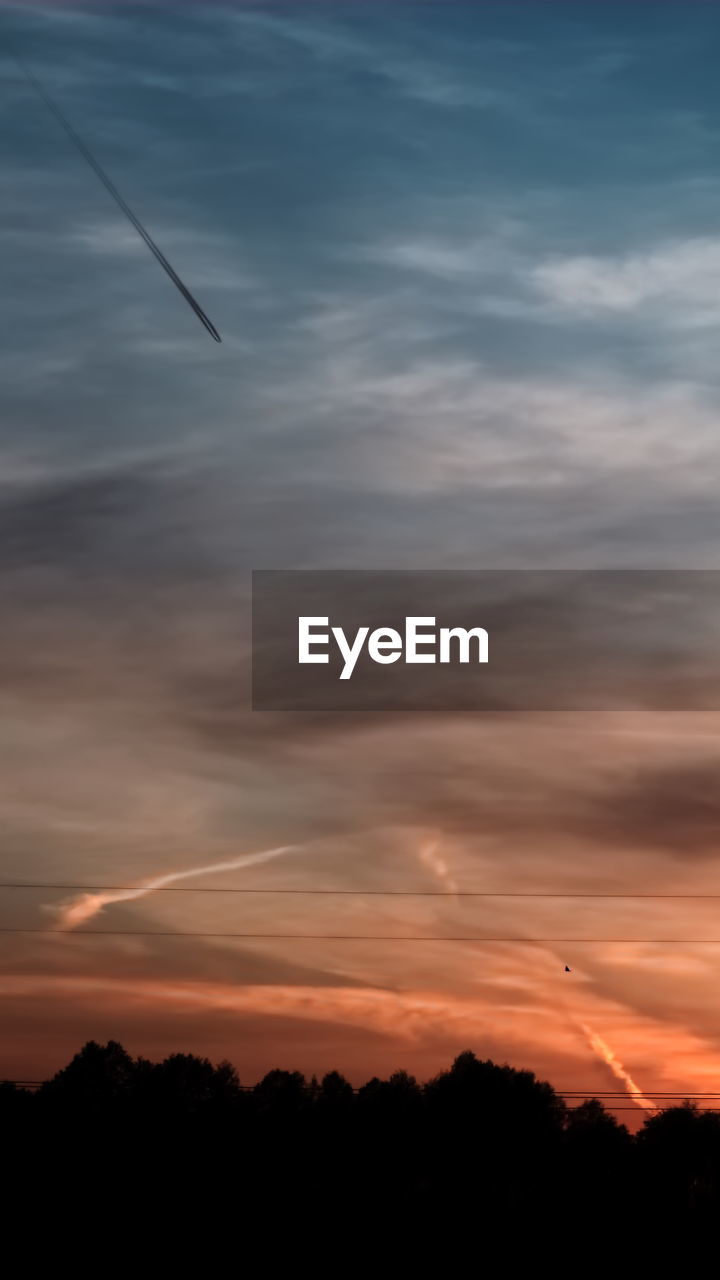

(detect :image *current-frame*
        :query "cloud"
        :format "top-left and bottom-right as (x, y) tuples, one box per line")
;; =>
(532, 237), (720, 328)
(53, 843), (298, 929)
(580, 760), (720, 858)
(6, 0), (720, 1099)
(222, 6), (515, 110)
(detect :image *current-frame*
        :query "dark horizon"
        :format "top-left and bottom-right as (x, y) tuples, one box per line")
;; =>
(6, 1035), (720, 1251)
(2, 1035), (713, 1131)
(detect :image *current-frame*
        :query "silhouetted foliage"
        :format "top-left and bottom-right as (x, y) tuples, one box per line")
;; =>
(636, 1100), (720, 1219)
(5, 1040), (720, 1255)
(40, 1038), (135, 1106)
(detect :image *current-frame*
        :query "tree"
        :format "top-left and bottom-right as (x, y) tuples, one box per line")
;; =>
(42, 1039), (135, 1105)
(142, 1052), (241, 1110)
(318, 1070), (354, 1108)
(254, 1068), (307, 1116)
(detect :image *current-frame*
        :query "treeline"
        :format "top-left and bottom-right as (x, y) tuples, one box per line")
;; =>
(3, 1041), (719, 1252)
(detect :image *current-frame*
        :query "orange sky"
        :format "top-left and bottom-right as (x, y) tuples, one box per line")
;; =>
(3, 704), (720, 1124)
(5, 0), (720, 1131)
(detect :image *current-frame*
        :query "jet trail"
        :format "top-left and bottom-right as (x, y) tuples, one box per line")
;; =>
(12, 50), (222, 343)
(418, 840), (459, 897)
(54, 845), (298, 929)
(579, 1022), (657, 1114)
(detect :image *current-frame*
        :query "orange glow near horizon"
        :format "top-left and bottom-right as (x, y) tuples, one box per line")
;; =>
(5, 712), (720, 1114)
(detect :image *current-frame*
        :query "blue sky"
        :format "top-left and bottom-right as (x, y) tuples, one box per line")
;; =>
(4, 3), (720, 1100)
(5, 2), (720, 569)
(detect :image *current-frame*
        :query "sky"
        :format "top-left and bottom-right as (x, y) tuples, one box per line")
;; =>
(3, 0), (720, 1117)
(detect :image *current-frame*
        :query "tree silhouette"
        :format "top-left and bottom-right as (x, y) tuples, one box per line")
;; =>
(5, 1037), (720, 1250)
(41, 1038), (135, 1106)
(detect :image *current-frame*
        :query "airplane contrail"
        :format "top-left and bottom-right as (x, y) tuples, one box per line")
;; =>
(419, 840), (459, 897)
(579, 1021), (657, 1114)
(10, 46), (222, 342)
(53, 845), (298, 929)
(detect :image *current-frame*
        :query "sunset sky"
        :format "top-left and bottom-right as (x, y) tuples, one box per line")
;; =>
(3, 0), (720, 1118)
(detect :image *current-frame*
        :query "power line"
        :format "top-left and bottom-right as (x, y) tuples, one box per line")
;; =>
(3, 884), (720, 899)
(565, 1105), (720, 1111)
(0, 1079), (715, 1109)
(5, 928), (720, 941)
(0, 1080), (711, 1096)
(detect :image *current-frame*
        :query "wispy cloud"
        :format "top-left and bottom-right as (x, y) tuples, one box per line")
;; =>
(6, 0), (720, 1095)
(533, 237), (720, 327)
(53, 845), (298, 929)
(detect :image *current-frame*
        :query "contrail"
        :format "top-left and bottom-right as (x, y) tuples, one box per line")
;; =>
(10, 47), (222, 342)
(419, 840), (459, 897)
(579, 1021), (657, 1114)
(53, 845), (298, 929)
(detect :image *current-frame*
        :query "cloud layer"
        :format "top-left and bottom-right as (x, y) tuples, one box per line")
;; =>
(3, 1), (720, 1110)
